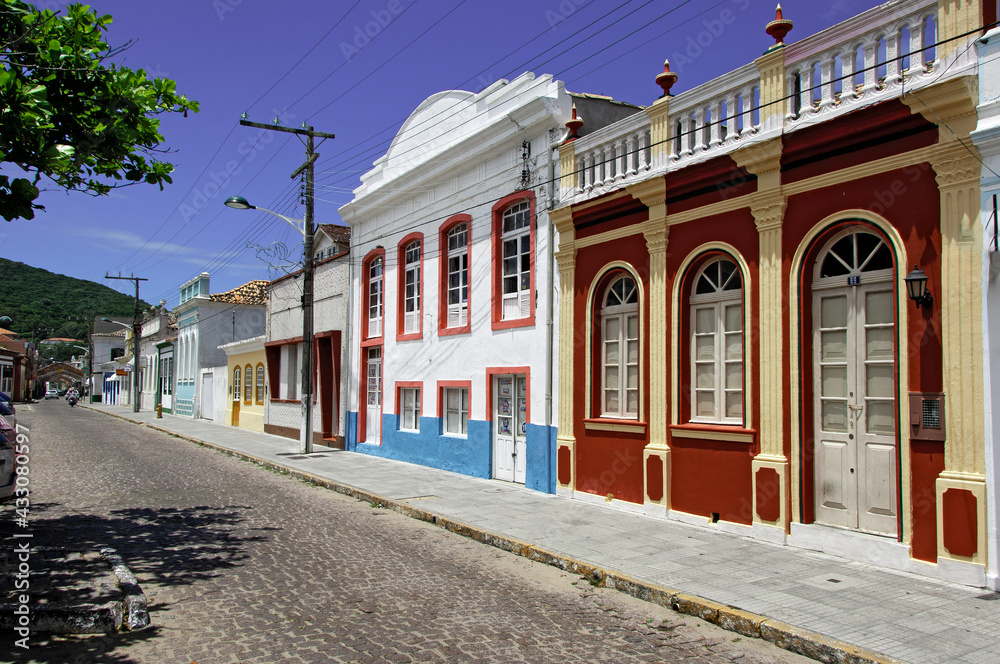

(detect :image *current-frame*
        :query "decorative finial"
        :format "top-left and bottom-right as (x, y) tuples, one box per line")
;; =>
(765, 4), (793, 51)
(272, 115), (281, 125)
(655, 59), (678, 98)
(564, 104), (584, 143)
(240, 111), (249, 121)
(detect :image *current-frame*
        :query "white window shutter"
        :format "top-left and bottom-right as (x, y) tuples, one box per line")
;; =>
(519, 291), (531, 318)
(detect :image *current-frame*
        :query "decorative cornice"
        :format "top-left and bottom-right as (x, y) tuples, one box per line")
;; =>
(732, 137), (783, 178)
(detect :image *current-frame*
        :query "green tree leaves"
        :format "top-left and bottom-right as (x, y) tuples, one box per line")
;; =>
(0, 1), (199, 221)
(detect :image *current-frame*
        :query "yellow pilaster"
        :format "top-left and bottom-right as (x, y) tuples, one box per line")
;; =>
(936, 0), (984, 61)
(754, 47), (787, 133)
(553, 207), (578, 494)
(733, 138), (789, 531)
(628, 178), (670, 511)
(558, 142), (577, 202)
(905, 75), (987, 567)
(646, 96), (672, 169)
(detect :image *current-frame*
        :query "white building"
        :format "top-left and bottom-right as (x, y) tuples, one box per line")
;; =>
(265, 224), (351, 446)
(172, 273), (268, 419)
(339, 72), (638, 491)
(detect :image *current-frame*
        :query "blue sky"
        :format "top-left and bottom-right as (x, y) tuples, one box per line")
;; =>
(0, 0), (880, 308)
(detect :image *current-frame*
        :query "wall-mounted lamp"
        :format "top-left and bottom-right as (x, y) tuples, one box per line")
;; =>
(904, 264), (933, 310)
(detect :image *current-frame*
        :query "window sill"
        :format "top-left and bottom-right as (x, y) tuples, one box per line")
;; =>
(669, 423), (756, 443)
(360, 337), (383, 348)
(270, 398), (301, 404)
(491, 314), (535, 331)
(396, 332), (422, 342)
(584, 418), (646, 434)
(438, 325), (471, 337)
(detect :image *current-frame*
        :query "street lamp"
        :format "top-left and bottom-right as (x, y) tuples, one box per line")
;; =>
(101, 318), (141, 413)
(225, 195), (315, 454)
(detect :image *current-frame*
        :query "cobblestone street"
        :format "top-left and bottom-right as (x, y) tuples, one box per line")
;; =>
(1, 404), (811, 663)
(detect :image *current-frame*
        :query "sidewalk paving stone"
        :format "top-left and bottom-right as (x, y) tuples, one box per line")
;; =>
(83, 403), (1000, 664)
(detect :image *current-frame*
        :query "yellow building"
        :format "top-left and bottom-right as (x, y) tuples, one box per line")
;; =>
(221, 336), (266, 432)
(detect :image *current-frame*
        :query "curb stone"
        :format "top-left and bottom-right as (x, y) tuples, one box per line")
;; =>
(0, 546), (147, 634)
(82, 406), (905, 663)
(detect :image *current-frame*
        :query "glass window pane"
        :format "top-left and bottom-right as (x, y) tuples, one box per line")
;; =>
(821, 401), (848, 432)
(866, 400), (895, 435)
(725, 304), (742, 332)
(865, 291), (893, 326)
(605, 366), (619, 387)
(695, 336), (714, 361)
(696, 307), (715, 334)
(605, 390), (619, 413)
(725, 362), (742, 390)
(822, 366), (847, 398)
(626, 389), (638, 414)
(605, 317), (620, 341)
(626, 366), (638, 390)
(821, 330), (847, 362)
(725, 392), (742, 418)
(866, 364), (894, 399)
(821, 295), (847, 328)
(604, 341), (619, 365)
(866, 327), (894, 361)
(725, 332), (741, 361)
(696, 364), (714, 388)
(696, 391), (715, 417)
(627, 314), (638, 339)
(626, 340), (638, 364)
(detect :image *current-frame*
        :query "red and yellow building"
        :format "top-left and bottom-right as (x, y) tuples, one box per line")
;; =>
(553, 0), (994, 586)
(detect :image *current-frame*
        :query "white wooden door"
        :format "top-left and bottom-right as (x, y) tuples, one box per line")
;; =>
(365, 347), (382, 444)
(201, 373), (213, 420)
(813, 282), (897, 536)
(493, 374), (526, 484)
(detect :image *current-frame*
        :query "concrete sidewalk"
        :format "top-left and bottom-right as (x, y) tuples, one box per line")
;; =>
(85, 403), (1000, 664)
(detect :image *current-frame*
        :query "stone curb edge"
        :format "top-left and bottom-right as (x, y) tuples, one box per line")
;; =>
(0, 546), (148, 634)
(84, 406), (904, 664)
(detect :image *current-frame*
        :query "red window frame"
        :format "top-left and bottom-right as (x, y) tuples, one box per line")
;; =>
(361, 247), (386, 344)
(438, 214), (472, 336)
(491, 191), (536, 330)
(396, 232), (424, 342)
(437, 380), (472, 435)
(394, 380), (423, 431)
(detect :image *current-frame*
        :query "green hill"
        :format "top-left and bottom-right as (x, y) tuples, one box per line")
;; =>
(0, 257), (151, 341)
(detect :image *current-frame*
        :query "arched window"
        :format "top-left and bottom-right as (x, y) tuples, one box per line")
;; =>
(689, 257), (743, 424)
(255, 364), (265, 404)
(233, 366), (241, 402)
(368, 256), (383, 338)
(600, 273), (640, 419)
(244, 364), (253, 404)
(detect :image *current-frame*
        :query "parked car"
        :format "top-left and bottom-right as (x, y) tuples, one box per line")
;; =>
(0, 415), (16, 501)
(0, 400), (15, 429)
(44, 388), (59, 399)
(0, 391), (13, 415)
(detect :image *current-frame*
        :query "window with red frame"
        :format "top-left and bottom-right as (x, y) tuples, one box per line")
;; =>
(402, 241), (420, 335)
(500, 200), (531, 320)
(445, 224), (468, 328)
(368, 256), (383, 338)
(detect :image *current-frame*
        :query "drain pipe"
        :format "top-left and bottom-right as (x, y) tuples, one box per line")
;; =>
(545, 128), (559, 481)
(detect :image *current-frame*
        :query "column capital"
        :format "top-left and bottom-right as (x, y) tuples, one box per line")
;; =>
(551, 206), (575, 235)
(644, 226), (669, 256)
(554, 248), (576, 272)
(930, 142), (983, 189)
(750, 194), (787, 232)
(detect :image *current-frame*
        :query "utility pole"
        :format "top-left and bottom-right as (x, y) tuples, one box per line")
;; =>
(105, 274), (148, 413)
(239, 118), (334, 454)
